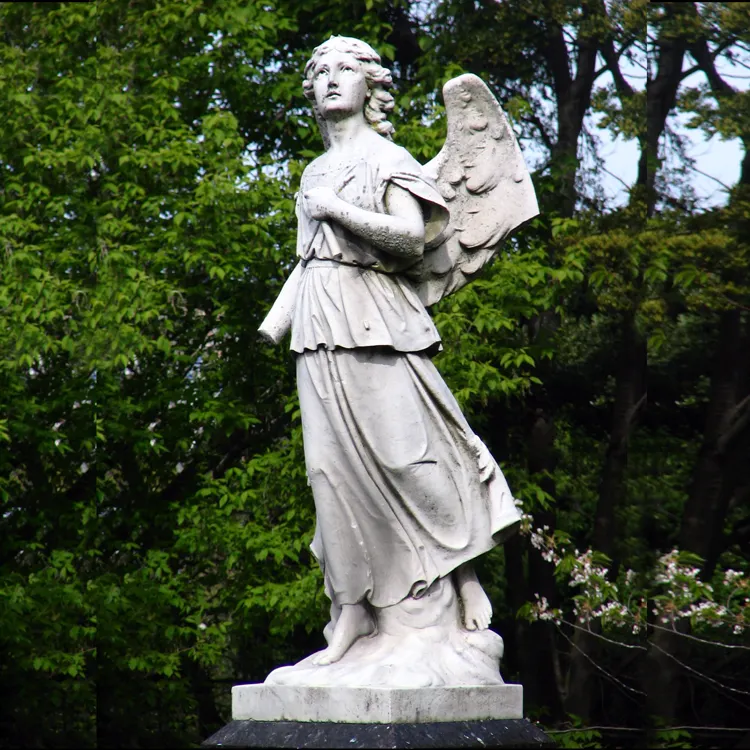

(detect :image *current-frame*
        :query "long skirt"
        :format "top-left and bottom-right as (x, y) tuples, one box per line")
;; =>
(297, 346), (520, 609)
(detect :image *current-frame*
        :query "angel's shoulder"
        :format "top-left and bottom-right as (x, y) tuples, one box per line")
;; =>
(367, 137), (424, 178)
(301, 153), (341, 191)
(301, 153), (328, 178)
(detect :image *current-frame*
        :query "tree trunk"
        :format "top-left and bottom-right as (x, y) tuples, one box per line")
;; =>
(645, 625), (684, 739)
(542, 14), (599, 218)
(524, 410), (565, 718)
(593, 314), (647, 563)
(704, 317), (750, 577)
(646, 5), (689, 215)
(566, 317), (647, 722)
(504, 410), (564, 720)
(679, 309), (744, 560)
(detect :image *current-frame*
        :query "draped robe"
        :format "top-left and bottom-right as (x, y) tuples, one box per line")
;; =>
(290, 140), (521, 609)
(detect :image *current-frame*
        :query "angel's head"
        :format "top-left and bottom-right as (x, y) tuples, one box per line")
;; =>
(303, 36), (395, 142)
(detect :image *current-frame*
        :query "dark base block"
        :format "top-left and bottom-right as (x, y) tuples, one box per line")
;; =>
(202, 718), (554, 748)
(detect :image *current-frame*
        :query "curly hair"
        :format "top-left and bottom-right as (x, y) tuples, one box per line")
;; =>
(303, 36), (395, 141)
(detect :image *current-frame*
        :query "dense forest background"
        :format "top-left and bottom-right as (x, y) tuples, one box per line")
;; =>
(1, 0), (749, 747)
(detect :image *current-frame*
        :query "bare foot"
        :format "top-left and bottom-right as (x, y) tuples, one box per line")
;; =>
(455, 563), (492, 631)
(312, 602), (374, 665)
(322, 602), (340, 645)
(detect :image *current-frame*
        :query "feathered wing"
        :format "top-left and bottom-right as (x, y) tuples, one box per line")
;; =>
(407, 74), (539, 307)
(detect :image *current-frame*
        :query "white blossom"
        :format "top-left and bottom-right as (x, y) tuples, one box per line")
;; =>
(723, 569), (744, 586)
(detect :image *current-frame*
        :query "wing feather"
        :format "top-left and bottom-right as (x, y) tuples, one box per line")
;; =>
(410, 74), (539, 306)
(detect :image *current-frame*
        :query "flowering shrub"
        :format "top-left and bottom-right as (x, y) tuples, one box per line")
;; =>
(517, 511), (748, 641)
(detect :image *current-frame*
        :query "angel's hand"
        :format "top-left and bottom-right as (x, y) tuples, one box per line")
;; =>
(303, 186), (341, 221)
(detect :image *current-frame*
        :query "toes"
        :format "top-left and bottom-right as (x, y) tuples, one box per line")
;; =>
(466, 606), (492, 631)
(482, 603), (493, 623)
(312, 650), (332, 666)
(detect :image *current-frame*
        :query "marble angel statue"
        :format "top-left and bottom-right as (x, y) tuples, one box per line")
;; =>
(258, 36), (538, 688)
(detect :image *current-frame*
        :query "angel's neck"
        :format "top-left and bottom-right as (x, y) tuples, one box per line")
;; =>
(324, 114), (370, 155)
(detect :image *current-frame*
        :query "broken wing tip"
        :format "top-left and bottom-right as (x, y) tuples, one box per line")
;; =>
(443, 73), (492, 104)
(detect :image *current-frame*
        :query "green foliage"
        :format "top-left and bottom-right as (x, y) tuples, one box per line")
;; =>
(1, 0), (749, 747)
(548, 719), (604, 749)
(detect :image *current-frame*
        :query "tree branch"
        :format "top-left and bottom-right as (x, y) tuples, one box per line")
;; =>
(522, 112), (555, 154)
(689, 37), (737, 97)
(543, 24), (572, 99)
(601, 38), (634, 98)
(680, 63), (701, 79)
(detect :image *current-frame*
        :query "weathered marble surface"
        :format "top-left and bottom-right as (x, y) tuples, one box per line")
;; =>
(266, 577), (507, 689)
(232, 685), (522, 723)
(256, 35), (538, 688)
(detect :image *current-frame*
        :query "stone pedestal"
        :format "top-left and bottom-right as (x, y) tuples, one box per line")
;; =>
(233, 684), (522, 723)
(202, 684), (554, 748)
(202, 718), (553, 748)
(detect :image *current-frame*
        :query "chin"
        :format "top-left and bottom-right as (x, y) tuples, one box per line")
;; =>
(321, 103), (359, 118)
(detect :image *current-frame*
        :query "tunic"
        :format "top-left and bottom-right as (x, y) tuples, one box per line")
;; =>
(290, 139), (520, 609)
(290, 144), (446, 355)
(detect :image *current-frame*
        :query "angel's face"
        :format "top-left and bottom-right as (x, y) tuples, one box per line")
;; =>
(312, 50), (368, 120)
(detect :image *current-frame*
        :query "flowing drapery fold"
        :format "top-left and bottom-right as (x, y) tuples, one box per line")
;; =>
(298, 347), (520, 608)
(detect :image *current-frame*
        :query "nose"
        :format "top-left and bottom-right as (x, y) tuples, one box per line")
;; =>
(327, 69), (339, 88)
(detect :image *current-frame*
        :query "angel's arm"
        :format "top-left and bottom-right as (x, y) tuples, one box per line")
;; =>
(302, 183), (424, 259)
(257, 261), (303, 344)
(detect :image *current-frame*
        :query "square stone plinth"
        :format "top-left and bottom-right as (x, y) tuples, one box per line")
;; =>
(232, 684), (523, 724)
(202, 718), (554, 748)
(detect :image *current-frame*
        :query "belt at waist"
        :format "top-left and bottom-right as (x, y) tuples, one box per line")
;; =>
(303, 256), (391, 274)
